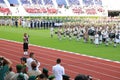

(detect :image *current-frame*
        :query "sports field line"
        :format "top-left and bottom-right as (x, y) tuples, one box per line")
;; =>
(0, 38), (120, 63)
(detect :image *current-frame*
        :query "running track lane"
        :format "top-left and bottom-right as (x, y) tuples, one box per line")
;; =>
(0, 40), (120, 80)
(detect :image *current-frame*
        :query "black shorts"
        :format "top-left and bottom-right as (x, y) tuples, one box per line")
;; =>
(23, 43), (28, 50)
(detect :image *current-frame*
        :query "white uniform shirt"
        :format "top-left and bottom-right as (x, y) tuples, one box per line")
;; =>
(27, 58), (34, 71)
(27, 58), (40, 71)
(50, 27), (54, 35)
(52, 64), (65, 80)
(94, 34), (99, 44)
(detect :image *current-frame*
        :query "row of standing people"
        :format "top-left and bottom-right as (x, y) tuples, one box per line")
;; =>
(0, 18), (57, 29)
(21, 20), (56, 29)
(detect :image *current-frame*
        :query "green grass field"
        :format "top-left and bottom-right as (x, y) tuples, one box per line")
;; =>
(0, 26), (120, 61)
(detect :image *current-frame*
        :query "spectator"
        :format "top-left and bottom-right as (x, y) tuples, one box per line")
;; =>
(28, 76), (36, 80)
(11, 64), (29, 80)
(4, 67), (15, 80)
(36, 74), (47, 80)
(42, 68), (49, 78)
(17, 73), (25, 80)
(0, 56), (12, 80)
(74, 74), (92, 80)
(27, 61), (41, 77)
(27, 52), (40, 71)
(52, 58), (65, 80)
(63, 74), (70, 80)
(48, 75), (55, 80)
(20, 57), (27, 73)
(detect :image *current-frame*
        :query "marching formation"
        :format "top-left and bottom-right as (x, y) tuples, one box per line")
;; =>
(54, 23), (120, 47)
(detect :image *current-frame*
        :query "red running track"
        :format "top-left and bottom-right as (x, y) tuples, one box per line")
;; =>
(0, 39), (120, 80)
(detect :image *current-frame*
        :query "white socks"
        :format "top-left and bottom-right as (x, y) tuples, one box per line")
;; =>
(24, 51), (28, 55)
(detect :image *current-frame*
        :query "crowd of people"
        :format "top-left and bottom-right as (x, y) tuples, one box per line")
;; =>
(0, 18), (61, 29)
(0, 54), (60, 80)
(0, 55), (92, 80)
(53, 23), (120, 47)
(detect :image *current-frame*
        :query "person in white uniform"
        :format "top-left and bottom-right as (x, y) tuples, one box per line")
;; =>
(57, 27), (62, 40)
(50, 27), (54, 38)
(94, 32), (99, 47)
(27, 52), (40, 71)
(52, 58), (65, 80)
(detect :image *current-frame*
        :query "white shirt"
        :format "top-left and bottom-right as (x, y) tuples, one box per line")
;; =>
(27, 58), (40, 71)
(52, 64), (65, 80)
(27, 58), (34, 71)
